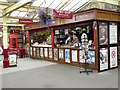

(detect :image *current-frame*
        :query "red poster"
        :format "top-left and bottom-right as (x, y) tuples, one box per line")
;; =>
(53, 10), (73, 19)
(19, 19), (33, 24)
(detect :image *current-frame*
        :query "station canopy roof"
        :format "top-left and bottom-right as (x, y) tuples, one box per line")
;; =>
(0, 0), (119, 24)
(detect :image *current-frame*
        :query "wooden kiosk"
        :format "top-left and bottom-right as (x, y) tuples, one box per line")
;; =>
(27, 8), (120, 72)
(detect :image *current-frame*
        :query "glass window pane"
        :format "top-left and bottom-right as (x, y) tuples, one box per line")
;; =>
(10, 11), (20, 17)
(34, 14), (38, 19)
(55, 0), (69, 9)
(62, 0), (80, 11)
(40, 0), (54, 7)
(70, 0), (89, 11)
(18, 12), (27, 17)
(32, 0), (44, 6)
(49, 0), (64, 9)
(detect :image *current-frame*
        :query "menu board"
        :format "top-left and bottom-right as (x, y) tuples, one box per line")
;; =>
(110, 47), (118, 68)
(54, 48), (58, 60)
(109, 22), (117, 44)
(59, 49), (63, 59)
(65, 49), (70, 63)
(40, 48), (43, 57)
(100, 48), (108, 71)
(9, 54), (17, 66)
(49, 48), (52, 58)
(99, 22), (108, 45)
(44, 48), (48, 57)
(72, 50), (77, 62)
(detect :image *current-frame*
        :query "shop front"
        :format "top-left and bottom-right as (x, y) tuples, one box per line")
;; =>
(28, 8), (120, 72)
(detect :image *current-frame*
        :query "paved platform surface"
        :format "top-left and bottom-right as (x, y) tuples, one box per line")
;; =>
(0, 55), (118, 88)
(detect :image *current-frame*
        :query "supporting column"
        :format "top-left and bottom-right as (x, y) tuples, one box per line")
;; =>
(2, 12), (9, 68)
(2, 16), (8, 49)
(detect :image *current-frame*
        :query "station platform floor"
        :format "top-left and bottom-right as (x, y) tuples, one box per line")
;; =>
(0, 55), (119, 88)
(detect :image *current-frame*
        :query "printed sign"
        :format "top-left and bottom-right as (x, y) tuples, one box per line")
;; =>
(110, 47), (118, 68)
(30, 47), (32, 56)
(59, 49), (63, 59)
(75, 12), (95, 21)
(44, 48), (48, 57)
(0, 46), (3, 55)
(49, 48), (52, 58)
(37, 48), (39, 57)
(100, 48), (108, 71)
(109, 22), (117, 44)
(53, 10), (73, 19)
(79, 50), (85, 63)
(9, 54), (17, 66)
(99, 22), (108, 45)
(54, 48), (58, 60)
(88, 51), (95, 64)
(40, 48), (43, 57)
(33, 48), (36, 56)
(65, 49), (70, 63)
(19, 19), (33, 24)
(72, 50), (77, 62)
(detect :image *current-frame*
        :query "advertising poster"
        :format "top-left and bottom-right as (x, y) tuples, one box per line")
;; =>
(55, 30), (59, 35)
(9, 54), (17, 66)
(44, 48), (48, 57)
(109, 22), (117, 44)
(37, 48), (39, 57)
(54, 48), (58, 60)
(100, 48), (108, 71)
(99, 22), (108, 45)
(59, 49), (63, 59)
(88, 51), (95, 64)
(79, 50), (85, 63)
(72, 50), (77, 62)
(30, 47), (32, 56)
(65, 49), (70, 63)
(65, 29), (68, 35)
(110, 47), (118, 68)
(49, 48), (52, 58)
(40, 48), (43, 57)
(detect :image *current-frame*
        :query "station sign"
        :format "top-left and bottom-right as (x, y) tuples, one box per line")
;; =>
(53, 10), (73, 19)
(19, 19), (33, 24)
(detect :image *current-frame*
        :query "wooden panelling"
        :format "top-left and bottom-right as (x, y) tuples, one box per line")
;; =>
(29, 46), (97, 71)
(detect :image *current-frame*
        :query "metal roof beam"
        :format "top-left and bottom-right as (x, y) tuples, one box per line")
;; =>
(2, 0), (34, 17)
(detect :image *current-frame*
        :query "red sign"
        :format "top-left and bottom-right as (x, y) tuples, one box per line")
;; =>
(111, 51), (116, 58)
(10, 29), (20, 34)
(19, 19), (33, 24)
(0, 25), (3, 30)
(75, 12), (95, 21)
(24, 26), (31, 30)
(53, 10), (73, 19)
